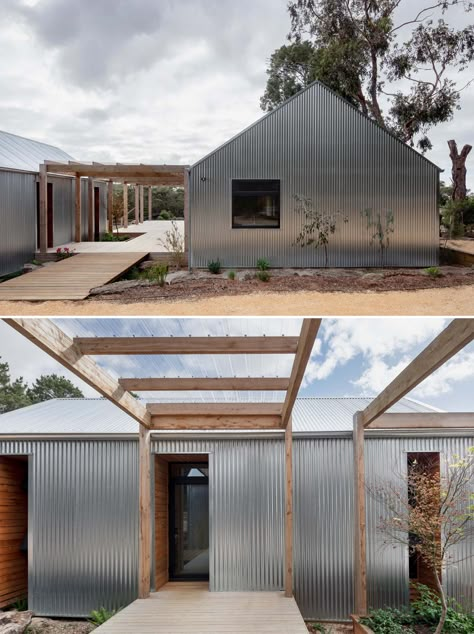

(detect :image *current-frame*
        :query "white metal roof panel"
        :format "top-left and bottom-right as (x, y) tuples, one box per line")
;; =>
(0, 130), (74, 172)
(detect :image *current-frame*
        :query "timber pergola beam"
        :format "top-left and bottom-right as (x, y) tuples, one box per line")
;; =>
(353, 317), (474, 617)
(74, 336), (299, 355)
(118, 377), (291, 391)
(3, 318), (151, 428)
(361, 318), (474, 428)
(43, 161), (188, 181)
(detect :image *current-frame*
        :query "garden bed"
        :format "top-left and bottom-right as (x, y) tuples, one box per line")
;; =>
(89, 265), (474, 304)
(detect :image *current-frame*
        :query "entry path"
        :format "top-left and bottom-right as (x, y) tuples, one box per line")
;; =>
(94, 582), (308, 634)
(0, 252), (147, 300)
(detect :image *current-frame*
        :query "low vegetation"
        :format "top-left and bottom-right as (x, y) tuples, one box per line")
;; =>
(207, 259), (221, 274)
(100, 232), (129, 242)
(424, 267), (442, 279)
(55, 247), (75, 260)
(158, 220), (185, 269)
(88, 606), (119, 626)
(227, 270), (236, 280)
(360, 584), (474, 634)
(256, 258), (271, 282)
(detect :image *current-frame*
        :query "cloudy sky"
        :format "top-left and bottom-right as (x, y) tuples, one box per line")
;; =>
(1, 0), (473, 187)
(0, 318), (472, 412)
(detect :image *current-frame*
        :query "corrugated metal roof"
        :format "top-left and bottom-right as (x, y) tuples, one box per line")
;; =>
(0, 130), (74, 172)
(0, 397), (441, 436)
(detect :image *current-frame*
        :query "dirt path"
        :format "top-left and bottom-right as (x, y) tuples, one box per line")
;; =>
(0, 285), (472, 316)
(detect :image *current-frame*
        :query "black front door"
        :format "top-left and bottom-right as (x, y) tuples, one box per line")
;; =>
(169, 463), (209, 581)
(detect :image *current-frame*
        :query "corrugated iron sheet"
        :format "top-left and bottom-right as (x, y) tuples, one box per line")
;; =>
(189, 81), (439, 268)
(0, 397), (438, 435)
(0, 170), (37, 275)
(0, 130), (74, 172)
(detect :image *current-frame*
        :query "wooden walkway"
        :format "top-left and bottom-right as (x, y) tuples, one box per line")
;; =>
(94, 582), (308, 634)
(0, 252), (147, 300)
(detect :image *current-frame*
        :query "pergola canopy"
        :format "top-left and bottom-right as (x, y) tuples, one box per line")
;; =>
(43, 161), (188, 185)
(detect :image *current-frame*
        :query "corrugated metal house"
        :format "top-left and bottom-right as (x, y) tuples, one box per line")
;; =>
(0, 396), (471, 621)
(0, 131), (107, 276)
(189, 81), (440, 268)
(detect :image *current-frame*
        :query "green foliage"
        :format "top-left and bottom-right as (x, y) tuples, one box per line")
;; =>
(360, 608), (414, 634)
(309, 623), (327, 633)
(88, 606), (119, 626)
(411, 584), (474, 633)
(442, 198), (474, 237)
(362, 208), (395, 266)
(158, 220), (185, 269)
(153, 187), (184, 219)
(256, 270), (270, 282)
(28, 375), (83, 404)
(294, 195), (348, 266)
(145, 263), (169, 287)
(101, 232), (129, 242)
(207, 259), (222, 274)
(227, 270), (236, 280)
(424, 266), (442, 278)
(0, 357), (83, 414)
(55, 247), (75, 260)
(274, 0), (474, 151)
(256, 258), (270, 271)
(10, 597), (28, 611)
(159, 210), (172, 220)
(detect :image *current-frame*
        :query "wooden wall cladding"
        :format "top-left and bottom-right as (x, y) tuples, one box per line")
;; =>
(154, 457), (169, 590)
(0, 457), (28, 607)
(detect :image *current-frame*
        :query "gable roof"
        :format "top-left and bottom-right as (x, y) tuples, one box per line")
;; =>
(0, 396), (441, 436)
(0, 130), (75, 172)
(191, 79), (440, 172)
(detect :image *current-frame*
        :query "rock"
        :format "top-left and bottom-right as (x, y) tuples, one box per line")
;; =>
(0, 610), (34, 634)
(89, 279), (152, 296)
(23, 263), (42, 274)
(29, 617), (51, 632)
(166, 271), (190, 284)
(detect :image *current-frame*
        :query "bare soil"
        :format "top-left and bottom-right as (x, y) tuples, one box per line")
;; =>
(28, 616), (94, 633)
(306, 622), (353, 633)
(93, 266), (474, 304)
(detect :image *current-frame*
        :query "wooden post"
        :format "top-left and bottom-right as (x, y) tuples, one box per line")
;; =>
(134, 185), (139, 225)
(148, 186), (152, 222)
(284, 415), (293, 598)
(87, 177), (94, 241)
(107, 180), (113, 233)
(183, 169), (189, 254)
(138, 423), (151, 598)
(74, 175), (81, 243)
(353, 412), (367, 615)
(140, 185), (144, 223)
(39, 164), (48, 254)
(123, 184), (128, 229)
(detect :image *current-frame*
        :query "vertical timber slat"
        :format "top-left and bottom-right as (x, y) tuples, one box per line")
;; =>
(74, 175), (81, 242)
(107, 180), (114, 233)
(285, 415), (293, 598)
(123, 184), (128, 228)
(353, 412), (367, 615)
(39, 164), (48, 254)
(139, 424), (151, 598)
(87, 177), (94, 241)
(148, 186), (152, 222)
(135, 185), (139, 225)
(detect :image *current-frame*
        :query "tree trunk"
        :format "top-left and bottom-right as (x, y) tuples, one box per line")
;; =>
(448, 140), (472, 201)
(433, 570), (447, 634)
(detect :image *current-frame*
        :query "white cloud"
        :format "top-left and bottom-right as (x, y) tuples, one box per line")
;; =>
(413, 350), (474, 398)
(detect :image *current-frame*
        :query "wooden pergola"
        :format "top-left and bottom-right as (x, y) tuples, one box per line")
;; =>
(39, 162), (189, 253)
(353, 318), (474, 615)
(5, 318), (321, 600)
(4, 318), (474, 612)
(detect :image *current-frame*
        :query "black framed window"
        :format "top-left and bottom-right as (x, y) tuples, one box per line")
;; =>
(232, 179), (280, 228)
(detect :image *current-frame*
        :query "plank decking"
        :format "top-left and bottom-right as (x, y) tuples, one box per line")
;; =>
(0, 252), (147, 300)
(94, 582), (308, 634)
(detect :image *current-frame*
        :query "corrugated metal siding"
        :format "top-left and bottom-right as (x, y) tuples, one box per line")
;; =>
(0, 439), (138, 617)
(50, 176), (74, 246)
(190, 82), (439, 268)
(0, 434), (471, 619)
(0, 170), (36, 275)
(365, 435), (474, 611)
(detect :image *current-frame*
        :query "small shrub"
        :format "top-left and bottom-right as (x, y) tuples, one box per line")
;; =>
(158, 220), (185, 269)
(31, 259), (43, 266)
(309, 623), (327, 633)
(360, 608), (414, 634)
(256, 258), (270, 271)
(146, 263), (168, 287)
(256, 270), (270, 282)
(88, 606), (119, 626)
(159, 210), (171, 220)
(11, 597), (28, 611)
(227, 270), (236, 280)
(424, 266), (442, 278)
(101, 232), (128, 242)
(56, 247), (75, 260)
(411, 583), (474, 633)
(208, 259), (221, 274)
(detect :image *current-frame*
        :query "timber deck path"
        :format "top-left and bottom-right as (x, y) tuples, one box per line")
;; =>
(0, 252), (148, 300)
(94, 582), (308, 633)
